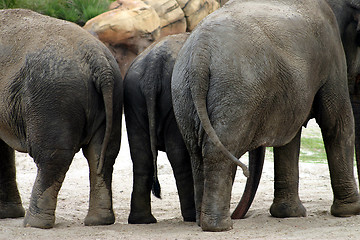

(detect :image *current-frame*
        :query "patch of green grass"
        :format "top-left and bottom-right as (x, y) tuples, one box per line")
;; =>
(267, 120), (328, 164)
(268, 134), (356, 165)
(267, 136), (327, 164)
(0, 0), (15, 8)
(0, 0), (113, 25)
(299, 137), (327, 163)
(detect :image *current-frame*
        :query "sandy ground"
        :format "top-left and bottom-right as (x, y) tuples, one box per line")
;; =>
(1, 119), (360, 240)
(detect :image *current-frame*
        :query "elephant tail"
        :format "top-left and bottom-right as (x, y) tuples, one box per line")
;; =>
(96, 76), (115, 175)
(231, 147), (265, 219)
(188, 47), (250, 177)
(146, 91), (161, 199)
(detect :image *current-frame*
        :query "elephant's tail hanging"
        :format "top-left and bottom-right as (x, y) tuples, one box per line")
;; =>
(188, 45), (249, 178)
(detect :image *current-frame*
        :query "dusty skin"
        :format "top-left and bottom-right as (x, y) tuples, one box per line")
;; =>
(1, 119), (360, 239)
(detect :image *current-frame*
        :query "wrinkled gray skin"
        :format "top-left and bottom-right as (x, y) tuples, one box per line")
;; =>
(124, 33), (196, 224)
(232, 0), (360, 221)
(0, 9), (123, 229)
(327, 0), (360, 182)
(172, 0), (360, 232)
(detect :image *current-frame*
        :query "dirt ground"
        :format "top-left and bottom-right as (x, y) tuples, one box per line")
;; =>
(1, 119), (360, 240)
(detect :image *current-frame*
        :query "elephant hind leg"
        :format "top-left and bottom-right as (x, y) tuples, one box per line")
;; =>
(166, 146), (196, 222)
(82, 151), (116, 226)
(200, 147), (237, 231)
(127, 157), (157, 224)
(23, 148), (74, 228)
(270, 130), (306, 218)
(82, 125), (120, 226)
(315, 84), (360, 217)
(125, 111), (156, 224)
(0, 140), (25, 219)
(164, 119), (196, 222)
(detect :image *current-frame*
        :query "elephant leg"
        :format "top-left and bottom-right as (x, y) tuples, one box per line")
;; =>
(23, 149), (74, 229)
(0, 139), (25, 219)
(127, 146), (156, 224)
(167, 148), (196, 222)
(270, 130), (306, 218)
(165, 122), (196, 222)
(82, 127), (119, 226)
(351, 99), (360, 186)
(125, 112), (156, 224)
(190, 151), (204, 226)
(200, 147), (237, 232)
(315, 88), (360, 217)
(84, 104), (121, 226)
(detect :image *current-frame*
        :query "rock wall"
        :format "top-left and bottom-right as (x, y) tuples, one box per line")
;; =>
(83, 0), (222, 76)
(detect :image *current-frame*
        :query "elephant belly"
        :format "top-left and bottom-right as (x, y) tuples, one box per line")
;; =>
(251, 103), (311, 149)
(207, 81), (313, 152)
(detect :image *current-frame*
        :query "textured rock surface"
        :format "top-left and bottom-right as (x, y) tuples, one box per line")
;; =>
(83, 1), (161, 76)
(142, 0), (186, 38)
(83, 0), (221, 75)
(177, 0), (220, 31)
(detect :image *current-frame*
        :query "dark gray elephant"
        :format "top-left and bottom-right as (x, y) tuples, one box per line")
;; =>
(171, 0), (360, 232)
(0, 9), (123, 229)
(232, 0), (360, 220)
(124, 33), (196, 224)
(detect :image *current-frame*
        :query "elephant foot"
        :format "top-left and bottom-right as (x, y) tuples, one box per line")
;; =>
(196, 210), (201, 226)
(0, 203), (25, 219)
(183, 215), (196, 222)
(331, 196), (360, 217)
(270, 199), (306, 218)
(200, 213), (233, 232)
(23, 211), (55, 229)
(128, 211), (157, 224)
(182, 209), (196, 222)
(84, 209), (115, 226)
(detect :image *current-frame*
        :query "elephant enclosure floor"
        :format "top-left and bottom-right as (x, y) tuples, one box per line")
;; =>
(1, 119), (360, 239)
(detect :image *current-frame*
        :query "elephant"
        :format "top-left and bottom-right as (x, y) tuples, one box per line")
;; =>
(123, 33), (196, 224)
(232, 0), (360, 220)
(171, 0), (360, 232)
(327, 0), (360, 180)
(0, 9), (123, 229)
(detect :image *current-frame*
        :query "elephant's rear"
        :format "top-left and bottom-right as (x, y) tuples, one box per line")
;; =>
(0, 9), (122, 228)
(172, 0), (345, 152)
(0, 9), (122, 155)
(171, 0), (352, 232)
(124, 33), (194, 224)
(125, 33), (189, 148)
